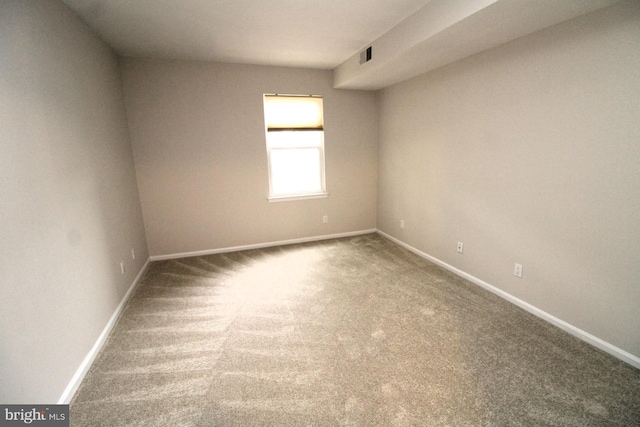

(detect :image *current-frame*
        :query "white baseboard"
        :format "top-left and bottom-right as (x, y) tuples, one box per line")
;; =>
(58, 258), (151, 404)
(149, 229), (378, 261)
(377, 230), (640, 370)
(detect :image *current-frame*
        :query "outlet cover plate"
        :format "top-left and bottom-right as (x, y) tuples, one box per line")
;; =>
(514, 263), (523, 278)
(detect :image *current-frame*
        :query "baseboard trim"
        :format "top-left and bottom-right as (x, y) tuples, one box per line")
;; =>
(58, 258), (151, 404)
(376, 230), (640, 370)
(149, 229), (378, 261)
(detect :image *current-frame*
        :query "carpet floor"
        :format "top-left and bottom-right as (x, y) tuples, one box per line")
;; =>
(70, 233), (640, 426)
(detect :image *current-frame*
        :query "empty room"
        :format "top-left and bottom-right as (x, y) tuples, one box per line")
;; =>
(1, 0), (639, 425)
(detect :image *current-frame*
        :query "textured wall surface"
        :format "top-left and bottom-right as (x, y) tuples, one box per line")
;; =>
(377, 1), (640, 358)
(0, 0), (148, 403)
(121, 59), (378, 257)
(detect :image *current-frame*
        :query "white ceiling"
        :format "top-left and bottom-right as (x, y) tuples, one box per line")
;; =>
(62, 0), (432, 69)
(334, 0), (622, 89)
(63, 0), (622, 90)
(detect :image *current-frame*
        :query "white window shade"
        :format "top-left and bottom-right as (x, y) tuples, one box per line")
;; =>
(264, 95), (323, 131)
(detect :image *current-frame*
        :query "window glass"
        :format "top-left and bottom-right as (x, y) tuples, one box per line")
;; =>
(263, 95), (327, 201)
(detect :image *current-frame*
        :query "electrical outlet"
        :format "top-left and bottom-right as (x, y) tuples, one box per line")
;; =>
(120, 261), (125, 275)
(323, 215), (328, 223)
(514, 263), (523, 278)
(400, 220), (405, 229)
(457, 242), (464, 254)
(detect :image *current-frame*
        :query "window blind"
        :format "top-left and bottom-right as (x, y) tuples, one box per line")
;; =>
(264, 95), (323, 131)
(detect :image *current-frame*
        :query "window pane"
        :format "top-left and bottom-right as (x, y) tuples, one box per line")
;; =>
(263, 94), (326, 200)
(266, 131), (323, 149)
(270, 148), (322, 195)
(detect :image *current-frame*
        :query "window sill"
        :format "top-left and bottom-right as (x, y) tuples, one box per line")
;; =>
(267, 192), (329, 203)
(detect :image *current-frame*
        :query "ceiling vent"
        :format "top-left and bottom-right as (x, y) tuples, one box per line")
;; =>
(359, 46), (372, 65)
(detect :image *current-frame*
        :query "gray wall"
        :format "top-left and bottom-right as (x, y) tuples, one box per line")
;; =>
(120, 59), (377, 257)
(0, 0), (148, 403)
(377, 1), (640, 358)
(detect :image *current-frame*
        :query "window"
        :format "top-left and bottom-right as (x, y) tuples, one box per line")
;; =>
(263, 94), (327, 201)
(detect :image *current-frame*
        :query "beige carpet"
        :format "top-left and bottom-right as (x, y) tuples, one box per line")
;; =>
(70, 233), (640, 426)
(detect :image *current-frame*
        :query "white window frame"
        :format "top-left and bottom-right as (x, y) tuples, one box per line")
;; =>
(263, 94), (328, 202)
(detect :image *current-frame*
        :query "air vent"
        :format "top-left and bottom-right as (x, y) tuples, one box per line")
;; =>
(359, 46), (372, 64)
